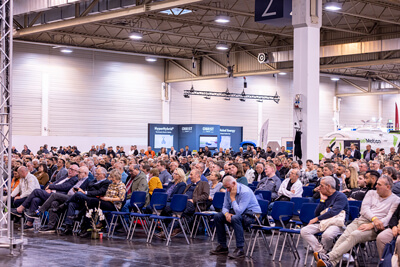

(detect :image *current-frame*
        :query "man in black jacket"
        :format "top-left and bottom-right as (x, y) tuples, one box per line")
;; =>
(253, 163), (267, 182)
(350, 143), (361, 160)
(363, 145), (376, 162)
(11, 164), (79, 229)
(60, 167), (111, 235)
(37, 166), (91, 232)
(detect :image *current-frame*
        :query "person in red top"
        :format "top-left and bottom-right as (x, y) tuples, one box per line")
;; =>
(145, 146), (155, 159)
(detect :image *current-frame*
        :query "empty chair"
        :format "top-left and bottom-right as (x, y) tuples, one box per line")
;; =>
(153, 188), (166, 194)
(148, 194), (190, 246)
(255, 190), (272, 202)
(302, 186), (314, 197)
(290, 197), (310, 216)
(247, 201), (294, 258)
(348, 200), (362, 209)
(191, 191), (225, 239)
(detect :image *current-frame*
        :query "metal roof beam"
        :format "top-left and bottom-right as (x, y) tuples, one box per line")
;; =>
(14, 0), (203, 37)
(376, 75), (400, 90)
(340, 78), (368, 93)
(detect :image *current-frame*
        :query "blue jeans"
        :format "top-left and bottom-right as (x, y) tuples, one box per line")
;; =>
(214, 211), (255, 249)
(121, 201), (133, 223)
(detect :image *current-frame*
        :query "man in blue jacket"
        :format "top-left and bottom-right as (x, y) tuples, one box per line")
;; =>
(301, 176), (349, 255)
(210, 176), (261, 259)
(11, 164), (80, 229)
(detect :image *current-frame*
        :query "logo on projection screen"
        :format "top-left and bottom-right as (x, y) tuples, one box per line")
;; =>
(155, 135), (174, 148)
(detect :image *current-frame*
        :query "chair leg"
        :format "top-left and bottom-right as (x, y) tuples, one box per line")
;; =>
(250, 230), (260, 258)
(166, 219), (175, 246)
(272, 231), (281, 260)
(304, 245), (310, 266)
(146, 219), (155, 243)
(179, 219), (190, 245)
(228, 229), (235, 247)
(278, 233), (287, 261)
(190, 215), (198, 238)
(246, 229), (254, 257)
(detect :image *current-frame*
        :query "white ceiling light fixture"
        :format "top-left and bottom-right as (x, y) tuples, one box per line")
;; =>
(129, 31), (143, 40)
(215, 15), (230, 24)
(145, 57), (157, 62)
(60, 48), (73, 53)
(216, 43), (229, 50)
(324, 1), (342, 11)
(330, 77), (340, 81)
(278, 72), (287, 75)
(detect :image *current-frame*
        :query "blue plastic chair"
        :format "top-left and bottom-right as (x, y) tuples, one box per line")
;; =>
(348, 200), (362, 209)
(348, 206), (360, 223)
(191, 192), (225, 239)
(255, 190), (272, 202)
(153, 188), (166, 194)
(247, 201), (294, 258)
(302, 186), (314, 197)
(252, 181), (259, 187)
(148, 194), (190, 246)
(108, 191), (144, 238)
(291, 197), (311, 216)
(249, 185), (257, 191)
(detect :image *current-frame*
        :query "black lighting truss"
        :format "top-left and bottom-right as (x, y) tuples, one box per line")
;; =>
(183, 89), (280, 103)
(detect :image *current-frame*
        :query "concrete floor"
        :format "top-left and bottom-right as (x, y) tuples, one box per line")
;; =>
(0, 229), (379, 267)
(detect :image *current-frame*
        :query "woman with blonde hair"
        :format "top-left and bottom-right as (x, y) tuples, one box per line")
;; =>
(165, 168), (186, 202)
(341, 166), (358, 197)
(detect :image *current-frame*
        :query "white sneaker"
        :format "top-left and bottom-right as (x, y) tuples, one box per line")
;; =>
(342, 253), (354, 262)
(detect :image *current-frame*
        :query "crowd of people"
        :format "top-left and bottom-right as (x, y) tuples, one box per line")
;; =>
(4, 142), (400, 265)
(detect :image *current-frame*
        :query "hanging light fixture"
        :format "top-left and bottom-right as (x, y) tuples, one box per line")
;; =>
(215, 15), (230, 23)
(324, 1), (342, 11)
(216, 43), (229, 50)
(129, 31), (143, 40)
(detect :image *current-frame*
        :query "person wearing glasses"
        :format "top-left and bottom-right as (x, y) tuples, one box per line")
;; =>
(11, 164), (79, 229)
(59, 166), (111, 235)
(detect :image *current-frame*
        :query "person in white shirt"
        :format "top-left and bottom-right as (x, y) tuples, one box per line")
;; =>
(169, 146), (177, 157)
(242, 161), (255, 184)
(11, 166), (40, 207)
(324, 147), (334, 160)
(277, 169), (303, 201)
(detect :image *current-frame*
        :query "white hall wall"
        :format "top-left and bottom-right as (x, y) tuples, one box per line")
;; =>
(12, 42), (164, 152)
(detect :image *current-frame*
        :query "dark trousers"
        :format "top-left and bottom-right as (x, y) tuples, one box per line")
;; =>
(214, 211), (256, 249)
(39, 193), (70, 228)
(12, 197), (27, 208)
(21, 189), (51, 222)
(64, 192), (97, 226)
(163, 201), (196, 231)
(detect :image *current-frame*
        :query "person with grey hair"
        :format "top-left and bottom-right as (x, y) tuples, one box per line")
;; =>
(276, 168), (303, 201)
(59, 166), (111, 235)
(317, 175), (400, 267)
(120, 164), (149, 223)
(210, 176), (261, 259)
(300, 176), (349, 256)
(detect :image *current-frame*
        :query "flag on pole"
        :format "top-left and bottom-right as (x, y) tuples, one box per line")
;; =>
(259, 119), (269, 151)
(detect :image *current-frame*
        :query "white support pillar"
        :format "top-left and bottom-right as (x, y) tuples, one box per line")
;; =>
(161, 82), (170, 124)
(292, 0), (322, 162)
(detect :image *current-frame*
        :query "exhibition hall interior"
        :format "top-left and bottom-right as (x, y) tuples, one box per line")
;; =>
(2, 0), (400, 266)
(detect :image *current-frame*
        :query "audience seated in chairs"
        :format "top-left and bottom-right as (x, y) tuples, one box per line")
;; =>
(209, 175), (261, 259)
(59, 167), (111, 235)
(37, 166), (90, 232)
(79, 169), (126, 237)
(316, 175), (400, 267)
(156, 168), (209, 239)
(300, 176), (349, 255)
(11, 164), (79, 229)
(10, 166), (41, 209)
